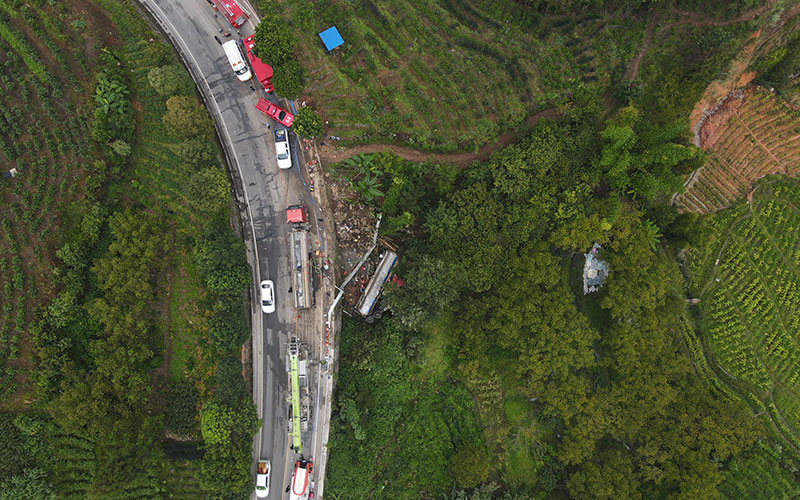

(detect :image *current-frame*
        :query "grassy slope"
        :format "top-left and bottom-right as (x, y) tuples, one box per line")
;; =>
(0, 0), (108, 409)
(0, 0), (215, 404)
(276, 0), (644, 152)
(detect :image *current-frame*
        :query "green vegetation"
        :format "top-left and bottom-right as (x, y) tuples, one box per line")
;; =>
(321, 5), (800, 494)
(147, 64), (194, 96)
(261, 0), (761, 152)
(0, 0), (255, 497)
(293, 106), (324, 138)
(752, 12), (800, 105)
(327, 96), (762, 497)
(686, 179), (800, 452)
(273, 59), (306, 99)
(328, 319), (485, 499)
(253, 13), (307, 99)
(253, 13), (297, 66)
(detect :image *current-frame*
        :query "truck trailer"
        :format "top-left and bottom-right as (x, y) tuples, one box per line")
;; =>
(287, 205), (312, 309)
(243, 35), (274, 92)
(356, 251), (398, 317)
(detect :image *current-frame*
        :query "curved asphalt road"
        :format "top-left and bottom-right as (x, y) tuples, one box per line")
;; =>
(137, 1), (314, 498)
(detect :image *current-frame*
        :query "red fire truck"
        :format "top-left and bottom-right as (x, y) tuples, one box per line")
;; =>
(243, 35), (274, 93)
(213, 0), (249, 29)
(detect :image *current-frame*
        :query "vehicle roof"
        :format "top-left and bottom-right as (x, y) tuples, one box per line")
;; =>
(291, 465), (309, 496)
(286, 205), (307, 223)
(218, 0), (245, 19)
(222, 40), (244, 61)
(256, 98), (275, 115)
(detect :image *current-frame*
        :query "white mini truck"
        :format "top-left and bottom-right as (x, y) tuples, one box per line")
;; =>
(274, 128), (292, 170)
(255, 459), (270, 498)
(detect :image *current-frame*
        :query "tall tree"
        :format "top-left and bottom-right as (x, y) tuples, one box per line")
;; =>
(252, 14), (296, 66)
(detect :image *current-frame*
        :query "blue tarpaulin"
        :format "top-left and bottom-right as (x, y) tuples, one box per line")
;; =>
(319, 26), (344, 51)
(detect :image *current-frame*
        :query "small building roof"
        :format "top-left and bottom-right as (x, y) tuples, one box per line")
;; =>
(583, 243), (608, 294)
(319, 26), (344, 51)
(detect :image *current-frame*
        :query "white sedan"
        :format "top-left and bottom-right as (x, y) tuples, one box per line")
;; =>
(260, 280), (275, 314)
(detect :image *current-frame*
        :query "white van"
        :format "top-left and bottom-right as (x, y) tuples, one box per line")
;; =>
(222, 40), (252, 82)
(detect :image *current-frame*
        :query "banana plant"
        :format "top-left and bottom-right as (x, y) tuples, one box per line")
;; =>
(94, 78), (129, 115)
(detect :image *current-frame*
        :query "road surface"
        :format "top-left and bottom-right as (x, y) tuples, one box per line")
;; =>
(136, 0), (337, 499)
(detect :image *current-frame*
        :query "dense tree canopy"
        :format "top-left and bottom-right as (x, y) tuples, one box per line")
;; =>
(163, 95), (211, 138)
(252, 14), (296, 66)
(329, 101), (763, 498)
(272, 59), (306, 99)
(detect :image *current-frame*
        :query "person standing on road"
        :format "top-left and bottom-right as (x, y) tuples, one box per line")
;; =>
(213, 35), (221, 45)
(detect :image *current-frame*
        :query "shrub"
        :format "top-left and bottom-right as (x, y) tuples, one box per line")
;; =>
(163, 96), (211, 139)
(293, 107), (323, 138)
(272, 60), (305, 99)
(165, 380), (199, 439)
(177, 138), (214, 168)
(109, 139), (131, 156)
(187, 167), (231, 217)
(451, 443), (490, 489)
(147, 64), (193, 96)
(208, 298), (249, 350)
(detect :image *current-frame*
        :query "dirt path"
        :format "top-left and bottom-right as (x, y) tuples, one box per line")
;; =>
(627, 10), (658, 80)
(318, 108), (560, 167)
(627, 0), (778, 81)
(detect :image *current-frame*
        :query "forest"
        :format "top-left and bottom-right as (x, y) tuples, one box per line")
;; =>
(324, 97), (766, 500)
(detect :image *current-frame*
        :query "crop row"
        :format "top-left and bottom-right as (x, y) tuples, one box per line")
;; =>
(0, 16), (50, 85)
(704, 181), (800, 446)
(0, 2), (96, 404)
(678, 88), (800, 213)
(719, 442), (800, 499)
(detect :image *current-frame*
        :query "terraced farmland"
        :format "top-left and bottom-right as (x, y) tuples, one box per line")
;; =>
(676, 87), (800, 213)
(0, 0), (109, 407)
(691, 179), (800, 451)
(286, 0), (646, 152)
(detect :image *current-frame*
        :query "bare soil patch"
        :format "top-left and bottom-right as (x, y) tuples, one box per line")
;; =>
(689, 30), (762, 135)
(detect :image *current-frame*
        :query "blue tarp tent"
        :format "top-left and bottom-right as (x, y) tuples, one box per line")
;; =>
(319, 26), (344, 51)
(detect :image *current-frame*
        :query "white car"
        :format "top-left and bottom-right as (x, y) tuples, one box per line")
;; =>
(274, 129), (292, 170)
(260, 280), (275, 314)
(255, 460), (270, 498)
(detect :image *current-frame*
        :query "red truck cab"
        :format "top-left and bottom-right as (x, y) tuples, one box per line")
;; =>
(243, 35), (274, 93)
(286, 204), (308, 225)
(214, 0), (249, 29)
